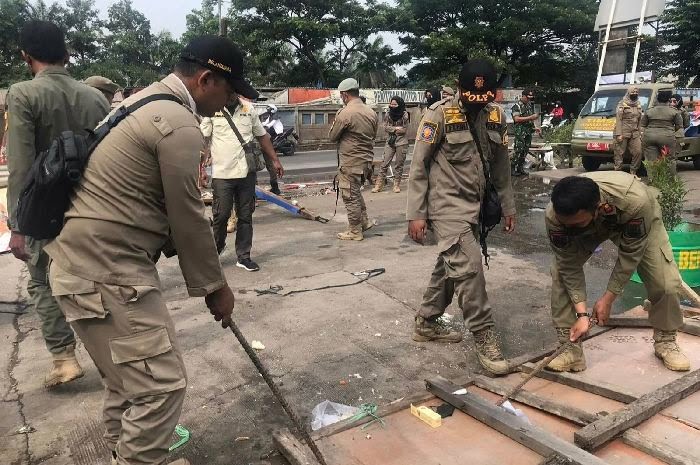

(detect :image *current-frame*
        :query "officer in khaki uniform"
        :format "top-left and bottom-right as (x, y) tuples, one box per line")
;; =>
(45, 36), (249, 465)
(642, 90), (684, 175)
(329, 78), (378, 241)
(372, 95), (410, 193)
(84, 75), (121, 105)
(407, 60), (516, 375)
(6, 20), (110, 388)
(613, 87), (643, 175)
(545, 172), (688, 373)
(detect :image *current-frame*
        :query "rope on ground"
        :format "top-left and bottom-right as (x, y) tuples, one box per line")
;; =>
(348, 403), (386, 430)
(254, 268), (386, 297)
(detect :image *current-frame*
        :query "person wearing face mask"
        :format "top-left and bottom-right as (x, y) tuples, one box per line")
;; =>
(641, 90), (685, 176)
(200, 96), (284, 269)
(372, 96), (410, 193)
(545, 172), (689, 374)
(613, 87), (643, 175)
(44, 35), (251, 465)
(511, 89), (539, 176)
(329, 78), (378, 241)
(424, 88), (441, 107)
(670, 94), (690, 129)
(406, 59), (516, 376)
(6, 21), (110, 389)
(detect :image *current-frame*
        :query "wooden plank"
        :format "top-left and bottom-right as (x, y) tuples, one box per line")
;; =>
(539, 454), (576, 465)
(622, 428), (697, 465)
(605, 316), (700, 337)
(522, 363), (638, 404)
(426, 376), (609, 465)
(472, 376), (598, 426)
(574, 369), (700, 451)
(310, 376), (473, 440)
(273, 428), (321, 465)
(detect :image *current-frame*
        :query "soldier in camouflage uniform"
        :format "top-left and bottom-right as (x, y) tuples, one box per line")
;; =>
(545, 172), (689, 373)
(511, 89), (539, 176)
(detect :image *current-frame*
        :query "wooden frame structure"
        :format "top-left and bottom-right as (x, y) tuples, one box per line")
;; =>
(274, 318), (700, 465)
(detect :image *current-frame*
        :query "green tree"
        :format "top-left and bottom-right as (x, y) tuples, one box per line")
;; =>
(63, 0), (102, 71)
(661, 0), (700, 85)
(353, 37), (398, 88)
(182, 0), (219, 44)
(152, 31), (182, 77)
(0, 0), (33, 86)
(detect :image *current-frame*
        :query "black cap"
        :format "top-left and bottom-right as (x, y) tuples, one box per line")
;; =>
(458, 59), (498, 104)
(180, 35), (258, 100)
(522, 88), (535, 97)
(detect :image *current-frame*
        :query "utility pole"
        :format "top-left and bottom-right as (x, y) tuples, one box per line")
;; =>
(218, 0), (227, 37)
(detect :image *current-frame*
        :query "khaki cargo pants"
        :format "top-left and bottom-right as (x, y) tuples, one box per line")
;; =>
(551, 204), (683, 331)
(418, 223), (495, 332)
(378, 144), (408, 182)
(49, 263), (187, 465)
(338, 163), (371, 231)
(26, 237), (76, 354)
(643, 129), (679, 175)
(613, 135), (642, 172)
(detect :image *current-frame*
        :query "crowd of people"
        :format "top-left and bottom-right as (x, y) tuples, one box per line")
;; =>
(4, 20), (694, 465)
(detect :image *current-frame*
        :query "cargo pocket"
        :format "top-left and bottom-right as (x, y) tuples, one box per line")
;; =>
(442, 241), (479, 280)
(50, 265), (108, 322)
(109, 326), (186, 397)
(660, 241), (674, 263)
(443, 131), (474, 163)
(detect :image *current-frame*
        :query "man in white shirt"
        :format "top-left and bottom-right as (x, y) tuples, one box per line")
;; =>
(262, 104), (284, 137)
(201, 97), (284, 271)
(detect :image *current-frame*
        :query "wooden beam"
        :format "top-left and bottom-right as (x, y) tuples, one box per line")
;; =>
(473, 376), (598, 426)
(622, 428), (697, 465)
(426, 376), (609, 465)
(539, 454), (576, 465)
(522, 363), (638, 404)
(605, 316), (700, 337)
(310, 376), (474, 440)
(574, 369), (700, 451)
(273, 428), (321, 465)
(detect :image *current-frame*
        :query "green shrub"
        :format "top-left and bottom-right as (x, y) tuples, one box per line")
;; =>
(645, 155), (687, 231)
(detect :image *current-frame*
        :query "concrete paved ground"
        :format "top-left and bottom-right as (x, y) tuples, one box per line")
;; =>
(1, 172), (699, 465)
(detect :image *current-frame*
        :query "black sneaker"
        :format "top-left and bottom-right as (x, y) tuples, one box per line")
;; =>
(236, 258), (260, 272)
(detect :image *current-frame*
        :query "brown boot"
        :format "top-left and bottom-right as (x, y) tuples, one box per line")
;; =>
(392, 179), (401, 193)
(337, 226), (363, 241)
(654, 329), (690, 371)
(546, 328), (586, 372)
(45, 345), (84, 388)
(413, 316), (463, 343)
(371, 178), (385, 193)
(472, 327), (509, 375)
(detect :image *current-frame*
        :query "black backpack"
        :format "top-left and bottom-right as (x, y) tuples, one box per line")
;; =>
(16, 93), (183, 239)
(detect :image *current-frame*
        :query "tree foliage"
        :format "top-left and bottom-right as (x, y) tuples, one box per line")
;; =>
(661, 0), (700, 85)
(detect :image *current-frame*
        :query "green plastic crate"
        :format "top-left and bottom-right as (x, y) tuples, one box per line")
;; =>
(631, 223), (700, 287)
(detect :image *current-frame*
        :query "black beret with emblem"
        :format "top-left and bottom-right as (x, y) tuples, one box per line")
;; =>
(458, 59), (498, 104)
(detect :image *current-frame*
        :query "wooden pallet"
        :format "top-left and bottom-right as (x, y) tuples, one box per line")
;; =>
(275, 307), (700, 465)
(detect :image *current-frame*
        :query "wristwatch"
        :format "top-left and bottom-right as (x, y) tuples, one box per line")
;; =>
(575, 312), (590, 319)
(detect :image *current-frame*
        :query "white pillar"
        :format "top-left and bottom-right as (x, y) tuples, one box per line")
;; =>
(630, 0), (650, 84)
(595, 0), (618, 91)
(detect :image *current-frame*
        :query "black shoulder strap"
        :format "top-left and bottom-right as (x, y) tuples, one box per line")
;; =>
(91, 94), (184, 147)
(221, 108), (247, 146)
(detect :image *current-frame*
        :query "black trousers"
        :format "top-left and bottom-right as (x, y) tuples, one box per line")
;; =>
(212, 173), (256, 259)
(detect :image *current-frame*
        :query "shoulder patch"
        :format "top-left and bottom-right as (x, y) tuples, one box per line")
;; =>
(417, 121), (439, 144)
(549, 231), (570, 249)
(623, 218), (647, 239)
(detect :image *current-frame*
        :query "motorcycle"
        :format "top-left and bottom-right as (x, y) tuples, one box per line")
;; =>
(273, 128), (299, 156)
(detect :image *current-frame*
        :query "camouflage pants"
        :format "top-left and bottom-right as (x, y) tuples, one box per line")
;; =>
(338, 163), (370, 231)
(26, 237), (76, 354)
(378, 144), (408, 182)
(512, 130), (532, 168)
(613, 136), (642, 172)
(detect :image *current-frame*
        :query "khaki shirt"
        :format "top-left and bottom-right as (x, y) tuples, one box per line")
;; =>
(641, 105), (684, 138)
(200, 102), (266, 179)
(328, 99), (378, 169)
(546, 171), (661, 304)
(45, 74), (225, 297)
(6, 66), (110, 230)
(613, 100), (642, 138)
(384, 111), (410, 146)
(406, 97), (515, 251)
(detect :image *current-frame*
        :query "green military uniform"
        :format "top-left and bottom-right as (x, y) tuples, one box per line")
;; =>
(6, 66), (110, 356)
(407, 96), (515, 371)
(613, 88), (643, 174)
(328, 98), (378, 239)
(511, 99), (535, 173)
(547, 171), (683, 330)
(46, 74), (227, 465)
(642, 105), (684, 174)
(680, 107), (691, 130)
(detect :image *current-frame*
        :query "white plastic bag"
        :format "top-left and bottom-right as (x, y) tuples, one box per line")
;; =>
(310, 401), (359, 431)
